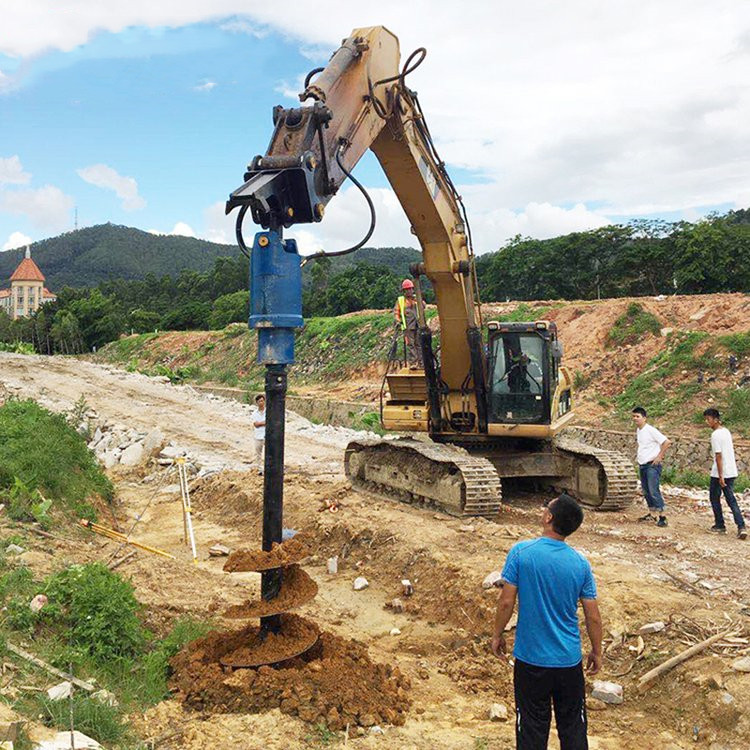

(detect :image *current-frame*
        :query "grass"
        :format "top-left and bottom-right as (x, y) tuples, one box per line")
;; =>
(573, 370), (592, 390)
(662, 467), (749, 492)
(607, 302), (661, 347)
(719, 331), (750, 358)
(0, 553), (209, 748)
(615, 332), (710, 417)
(0, 400), (112, 521)
(349, 410), (385, 435)
(495, 303), (551, 322)
(304, 723), (341, 747)
(725, 389), (750, 431)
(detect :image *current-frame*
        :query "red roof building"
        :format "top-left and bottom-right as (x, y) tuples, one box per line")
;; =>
(0, 246), (56, 320)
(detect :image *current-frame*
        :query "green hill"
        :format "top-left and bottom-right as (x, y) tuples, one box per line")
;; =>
(0, 223), (420, 291)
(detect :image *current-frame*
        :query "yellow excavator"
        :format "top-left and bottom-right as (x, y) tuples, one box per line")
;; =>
(228, 26), (636, 516)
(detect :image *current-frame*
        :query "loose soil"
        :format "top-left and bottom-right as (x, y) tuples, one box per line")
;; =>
(3, 353), (750, 749)
(171, 621), (411, 729)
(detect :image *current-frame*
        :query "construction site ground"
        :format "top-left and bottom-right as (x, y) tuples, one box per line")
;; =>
(2, 352), (750, 750)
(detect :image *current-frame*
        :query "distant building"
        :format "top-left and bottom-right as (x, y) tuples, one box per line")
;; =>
(0, 247), (57, 320)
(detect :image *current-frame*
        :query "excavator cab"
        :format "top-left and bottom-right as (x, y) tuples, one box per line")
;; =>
(487, 321), (570, 426)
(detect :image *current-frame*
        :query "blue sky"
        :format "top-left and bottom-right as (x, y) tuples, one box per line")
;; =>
(1, 2), (749, 256)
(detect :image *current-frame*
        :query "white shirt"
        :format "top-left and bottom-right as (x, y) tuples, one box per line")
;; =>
(636, 424), (667, 465)
(711, 426), (737, 479)
(252, 407), (266, 440)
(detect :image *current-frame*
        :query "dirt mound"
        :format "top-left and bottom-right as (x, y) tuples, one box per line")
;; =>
(190, 472), (264, 524)
(171, 622), (411, 730)
(222, 566), (318, 619)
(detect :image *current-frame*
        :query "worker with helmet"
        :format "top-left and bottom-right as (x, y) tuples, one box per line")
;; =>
(393, 279), (425, 369)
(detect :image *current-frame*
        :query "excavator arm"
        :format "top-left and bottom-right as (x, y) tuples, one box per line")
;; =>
(226, 25), (487, 435)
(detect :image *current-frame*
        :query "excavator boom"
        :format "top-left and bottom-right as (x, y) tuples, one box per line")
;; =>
(228, 26), (636, 516)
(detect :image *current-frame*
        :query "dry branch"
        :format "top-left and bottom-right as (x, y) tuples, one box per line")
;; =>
(637, 630), (736, 692)
(5, 643), (95, 692)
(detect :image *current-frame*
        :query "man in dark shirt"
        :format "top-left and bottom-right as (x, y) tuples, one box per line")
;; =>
(491, 493), (603, 750)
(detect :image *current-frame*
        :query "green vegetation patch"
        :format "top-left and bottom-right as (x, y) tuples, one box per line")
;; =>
(607, 302), (661, 347)
(615, 331), (708, 417)
(719, 331), (750, 358)
(0, 400), (112, 520)
(495, 303), (552, 323)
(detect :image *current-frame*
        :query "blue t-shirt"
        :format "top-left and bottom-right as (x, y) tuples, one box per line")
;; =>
(501, 537), (596, 668)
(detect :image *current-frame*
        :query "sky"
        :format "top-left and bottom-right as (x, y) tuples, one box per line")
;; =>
(1, 1), (749, 256)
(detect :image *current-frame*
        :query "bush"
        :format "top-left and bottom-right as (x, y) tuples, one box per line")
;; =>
(209, 290), (249, 330)
(719, 332), (750, 358)
(42, 563), (147, 665)
(0, 400), (112, 515)
(607, 303), (661, 347)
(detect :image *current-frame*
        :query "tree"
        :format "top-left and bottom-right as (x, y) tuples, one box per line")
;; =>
(209, 291), (249, 329)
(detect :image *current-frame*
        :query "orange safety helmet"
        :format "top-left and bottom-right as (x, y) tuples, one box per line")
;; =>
(401, 279), (415, 290)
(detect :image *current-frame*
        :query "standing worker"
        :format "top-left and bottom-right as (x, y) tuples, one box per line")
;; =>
(491, 493), (602, 750)
(251, 393), (266, 475)
(393, 279), (425, 369)
(632, 406), (671, 527)
(703, 408), (747, 539)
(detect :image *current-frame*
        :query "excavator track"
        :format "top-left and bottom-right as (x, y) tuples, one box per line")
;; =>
(553, 437), (637, 510)
(345, 439), (503, 518)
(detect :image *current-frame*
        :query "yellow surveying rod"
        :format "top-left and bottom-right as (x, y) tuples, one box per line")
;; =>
(79, 520), (176, 560)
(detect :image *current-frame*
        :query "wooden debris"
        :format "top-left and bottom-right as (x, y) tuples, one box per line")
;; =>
(108, 550), (137, 570)
(637, 630), (736, 692)
(5, 643), (95, 692)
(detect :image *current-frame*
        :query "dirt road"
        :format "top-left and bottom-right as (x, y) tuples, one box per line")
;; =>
(2, 352), (750, 750)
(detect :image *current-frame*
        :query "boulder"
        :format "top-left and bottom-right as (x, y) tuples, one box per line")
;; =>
(103, 451), (119, 469)
(120, 442), (145, 466)
(482, 571), (503, 589)
(591, 680), (623, 705)
(142, 428), (166, 456)
(489, 702), (508, 721)
(47, 681), (73, 701)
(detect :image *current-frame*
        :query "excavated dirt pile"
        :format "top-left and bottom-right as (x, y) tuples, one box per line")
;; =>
(170, 627), (411, 730)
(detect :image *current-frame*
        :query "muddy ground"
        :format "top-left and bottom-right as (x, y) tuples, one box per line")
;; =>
(1, 352), (750, 750)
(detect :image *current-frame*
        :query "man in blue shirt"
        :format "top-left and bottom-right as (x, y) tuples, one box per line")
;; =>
(491, 493), (603, 750)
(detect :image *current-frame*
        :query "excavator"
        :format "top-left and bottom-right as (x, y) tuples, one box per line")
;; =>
(227, 26), (636, 517)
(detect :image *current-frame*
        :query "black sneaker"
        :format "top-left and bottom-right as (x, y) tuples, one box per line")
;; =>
(638, 513), (656, 522)
(739, 528), (747, 540)
(656, 516), (668, 527)
(710, 525), (727, 534)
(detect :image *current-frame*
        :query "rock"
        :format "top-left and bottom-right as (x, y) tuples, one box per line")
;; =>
(102, 451), (119, 469)
(51, 730), (102, 749)
(731, 656), (750, 672)
(120, 442), (145, 466)
(159, 445), (185, 459)
(638, 621), (666, 634)
(690, 309), (707, 321)
(458, 524), (474, 532)
(488, 702), (508, 721)
(482, 570), (503, 589)
(591, 680), (623, 705)
(47, 681), (73, 701)
(353, 577), (369, 591)
(92, 688), (118, 707)
(359, 713), (376, 727)
(327, 556), (338, 575)
(369, 725), (385, 735)
(90, 427), (102, 445)
(660, 327), (673, 337)
(401, 579), (414, 596)
(142, 428), (165, 456)
(281, 528), (298, 541)
(5, 544), (24, 555)
(587, 697), (608, 711)
(29, 594), (48, 613)
(390, 597), (404, 613)
(389, 628), (401, 636)
(209, 544), (231, 557)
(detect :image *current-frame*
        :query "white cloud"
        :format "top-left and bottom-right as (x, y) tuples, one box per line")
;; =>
(2, 231), (33, 251)
(193, 79), (217, 92)
(77, 164), (145, 211)
(0, 156), (32, 186)
(203, 200), (235, 244)
(219, 18), (269, 38)
(3, 2), (749, 240)
(170, 221), (196, 237)
(0, 185), (74, 231)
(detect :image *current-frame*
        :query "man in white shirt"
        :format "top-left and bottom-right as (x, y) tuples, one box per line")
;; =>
(703, 408), (746, 539)
(632, 407), (671, 527)
(252, 394), (266, 475)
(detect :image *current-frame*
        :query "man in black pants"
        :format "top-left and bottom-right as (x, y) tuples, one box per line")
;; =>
(491, 494), (603, 749)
